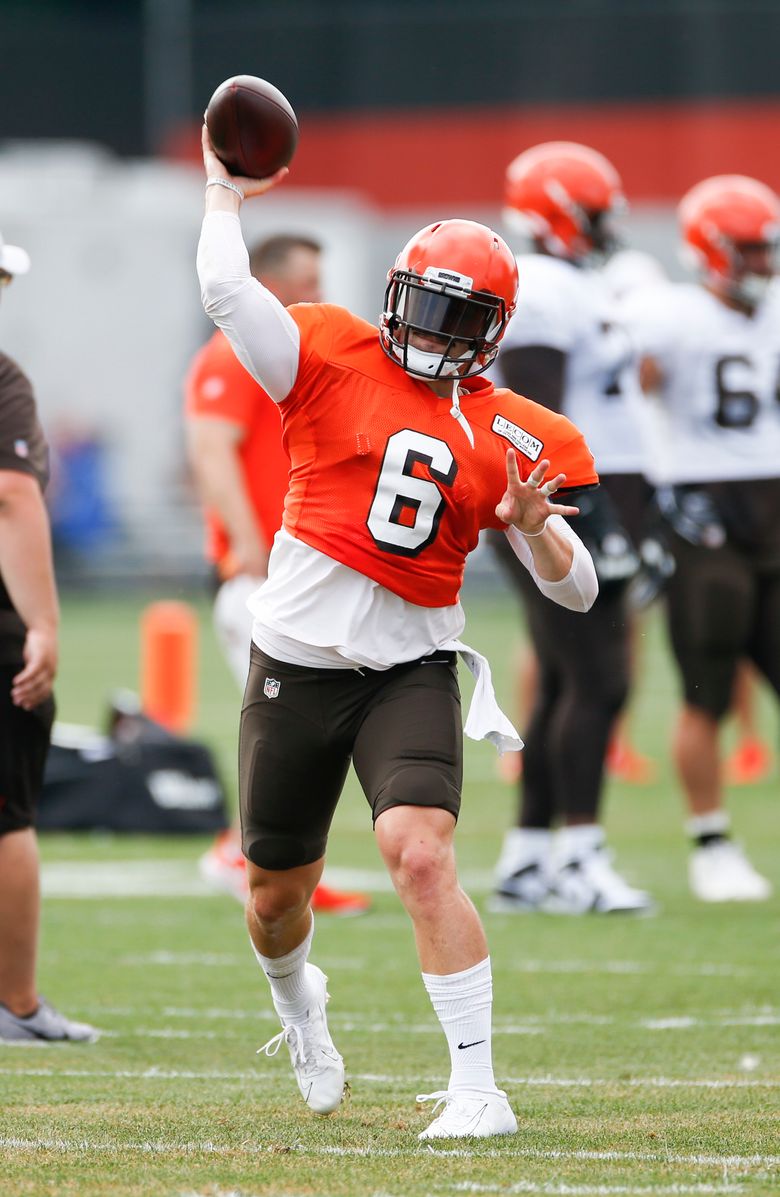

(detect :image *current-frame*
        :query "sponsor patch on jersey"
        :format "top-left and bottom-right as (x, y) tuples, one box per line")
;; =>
(491, 415), (543, 461)
(263, 677), (281, 699)
(14, 438), (29, 458)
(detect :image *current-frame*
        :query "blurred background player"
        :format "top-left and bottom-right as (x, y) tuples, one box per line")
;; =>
(0, 231), (97, 1042)
(606, 252), (773, 787)
(601, 247), (668, 784)
(624, 174), (780, 901)
(487, 142), (654, 915)
(185, 233), (369, 916)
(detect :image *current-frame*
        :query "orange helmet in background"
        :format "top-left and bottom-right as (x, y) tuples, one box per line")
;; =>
(380, 219), (519, 380)
(504, 141), (625, 262)
(678, 174), (780, 307)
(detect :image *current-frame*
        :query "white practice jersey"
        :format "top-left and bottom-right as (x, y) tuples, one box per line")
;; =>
(494, 254), (647, 476)
(623, 281), (780, 484)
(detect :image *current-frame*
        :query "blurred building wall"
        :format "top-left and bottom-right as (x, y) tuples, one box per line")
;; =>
(1, 0), (775, 580)
(1, 1), (779, 205)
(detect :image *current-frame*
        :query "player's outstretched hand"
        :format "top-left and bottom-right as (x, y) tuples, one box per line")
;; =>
(496, 450), (580, 536)
(201, 123), (288, 199)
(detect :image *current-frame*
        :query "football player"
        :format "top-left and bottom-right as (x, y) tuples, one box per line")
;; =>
(624, 174), (780, 902)
(487, 142), (655, 916)
(605, 252), (773, 787)
(185, 233), (369, 916)
(198, 125), (599, 1139)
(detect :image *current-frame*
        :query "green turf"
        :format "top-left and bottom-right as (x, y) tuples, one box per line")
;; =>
(1, 586), (778, 1196)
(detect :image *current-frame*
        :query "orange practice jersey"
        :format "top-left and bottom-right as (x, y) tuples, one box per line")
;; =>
(280, 304), (598, 608)
(184, 330), (290, 569)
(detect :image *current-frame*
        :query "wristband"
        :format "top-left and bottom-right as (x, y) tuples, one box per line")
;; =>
(206, 177), (245, 201)
(522, 519), (549, 538)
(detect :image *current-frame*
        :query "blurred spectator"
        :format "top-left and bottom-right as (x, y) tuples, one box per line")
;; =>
(184, 233), (369, 916)
(47, 418), (116, 573)
(0, 230), (98, 1042)
(487, 142), (654, 916)
(624, 174), (780, 902)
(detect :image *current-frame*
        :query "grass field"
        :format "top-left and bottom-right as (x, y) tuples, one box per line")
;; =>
(1, 585), (778, 1197)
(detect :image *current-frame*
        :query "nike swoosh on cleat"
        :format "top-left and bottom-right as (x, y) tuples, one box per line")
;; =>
(457, 1038), (487, 1050)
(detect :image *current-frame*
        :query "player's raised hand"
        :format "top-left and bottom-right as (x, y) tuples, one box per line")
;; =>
(201, 124), (288, 201)
(495, 450), (580, 535)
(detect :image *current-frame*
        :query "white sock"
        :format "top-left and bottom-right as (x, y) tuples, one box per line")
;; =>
(495, 827), (552, 881)
(556, 823), (604, 862)
(686, 810), (731, 841)
(251, 918), (314, 1026)
(422, 957), (496, 1093)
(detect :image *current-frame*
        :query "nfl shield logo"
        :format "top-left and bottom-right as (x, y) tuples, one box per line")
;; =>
(263, 677), (281, 699)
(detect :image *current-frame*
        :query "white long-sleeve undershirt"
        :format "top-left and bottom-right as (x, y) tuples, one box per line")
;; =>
(505, 517), (598, 613)
(198, 210), (300, 402)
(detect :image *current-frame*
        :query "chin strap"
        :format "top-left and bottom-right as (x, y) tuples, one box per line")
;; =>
(449, 382), (475, 448)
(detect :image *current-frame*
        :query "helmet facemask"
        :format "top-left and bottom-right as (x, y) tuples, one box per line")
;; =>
(381, 266), (508, 380)
(581, 207), (623, 263)
(723, 239), (778, 310)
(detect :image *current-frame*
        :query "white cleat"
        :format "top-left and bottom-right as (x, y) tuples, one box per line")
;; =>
(544, 845), (655, 915)
(258, 964), (345, 1114)
(689, 841), (772, 902)
(417, 1088), (518, 1140)
(487, 862), (551, 913)
(0, 998), (99, 1043)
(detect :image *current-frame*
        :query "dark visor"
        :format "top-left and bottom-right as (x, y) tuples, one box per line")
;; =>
(396, 274), (500, 341)
(584, 209), (619, 254)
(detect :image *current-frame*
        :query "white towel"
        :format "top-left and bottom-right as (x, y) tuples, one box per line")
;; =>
(446, 639), (524, 756)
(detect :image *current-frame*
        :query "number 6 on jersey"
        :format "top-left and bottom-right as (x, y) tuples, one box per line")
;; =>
(367, 430), (457, 555)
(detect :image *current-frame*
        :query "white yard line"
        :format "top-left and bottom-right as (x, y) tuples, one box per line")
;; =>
(119, 951), (245, 966)
(39, 861), (413, 898)
(642, 1015), (780, 1029)
(62, 1000), (780, 1037)
(40, 861), (213, 898)
(148, 1004), (777, 1023)
(508, 962), (751, 979)
(0, 1136), (777, 1172)
(0, 1066), (777, 1090)
(445, 1185), (743, 1195)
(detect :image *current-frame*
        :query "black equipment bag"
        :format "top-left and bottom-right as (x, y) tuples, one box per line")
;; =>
(39, 699), (230, 834)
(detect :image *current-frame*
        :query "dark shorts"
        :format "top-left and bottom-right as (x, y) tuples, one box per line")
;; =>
(239, 645), (463, 870)
(0, 666), (55, 835)
(665, 532), (780, 717)
(600, 473), (655, 547)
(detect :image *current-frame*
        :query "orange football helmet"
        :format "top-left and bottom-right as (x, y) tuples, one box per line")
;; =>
(380, 219), (519, 380)
(504, 141), (625, 262)
(678, 174), (780, 307)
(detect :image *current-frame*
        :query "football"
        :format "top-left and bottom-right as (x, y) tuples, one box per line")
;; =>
(205, 75), (298, 179)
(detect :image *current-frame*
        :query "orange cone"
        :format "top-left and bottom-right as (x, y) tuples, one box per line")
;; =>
(140, 601), (198, 733)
